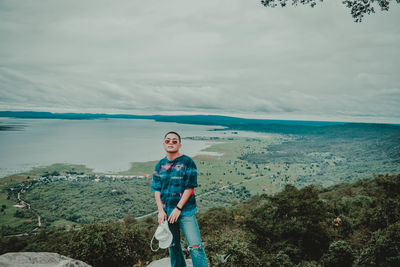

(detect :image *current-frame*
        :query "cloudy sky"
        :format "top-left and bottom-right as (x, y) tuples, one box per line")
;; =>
(0, 0), (399, 123)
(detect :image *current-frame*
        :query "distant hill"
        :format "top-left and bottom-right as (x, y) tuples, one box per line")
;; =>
(3, 110), (399, 136)
(0, 110), (151, 120)
(0, 110), (343, 127)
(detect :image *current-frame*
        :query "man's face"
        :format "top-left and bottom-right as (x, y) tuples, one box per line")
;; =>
(163, 133), (181, 153)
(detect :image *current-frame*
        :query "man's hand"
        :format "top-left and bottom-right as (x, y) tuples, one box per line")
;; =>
(168, 208), (181, 224)
(158, 209), (167, 224)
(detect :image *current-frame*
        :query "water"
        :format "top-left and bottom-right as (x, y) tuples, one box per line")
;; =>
(0, 118), (271, 177)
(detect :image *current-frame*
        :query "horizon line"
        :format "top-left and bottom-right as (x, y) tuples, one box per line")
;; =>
(1, 110), (400, 126)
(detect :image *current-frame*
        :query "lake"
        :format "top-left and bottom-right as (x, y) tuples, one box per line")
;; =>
(0, 117), (271, 177)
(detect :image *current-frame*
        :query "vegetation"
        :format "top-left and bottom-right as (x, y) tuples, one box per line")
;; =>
(1, 173), (399, 266)
(1, 114), (399, 265)
(2, 124), (399, 236)
(260, 0), (400, 22)
(0, 220), (154, 267)
(240, 126), (400, 186)
(0, 175), (400, 266)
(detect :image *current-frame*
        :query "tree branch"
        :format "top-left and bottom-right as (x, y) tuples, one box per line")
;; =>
(261, 0), (399, 22)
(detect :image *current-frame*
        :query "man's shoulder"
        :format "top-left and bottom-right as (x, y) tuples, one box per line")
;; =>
(179, 155), (197, 169)
(181, 154), (192, 160)
(155, 155), (195, 165)
(158, 156), (167, 162)
(155, 157), (167, 167)
(180, 154), (195, 163)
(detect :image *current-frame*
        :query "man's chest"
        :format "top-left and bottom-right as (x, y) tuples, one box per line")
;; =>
(158, 163), (186, 181)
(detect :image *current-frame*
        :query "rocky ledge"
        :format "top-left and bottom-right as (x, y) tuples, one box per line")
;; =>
(0, 252), (91, 267)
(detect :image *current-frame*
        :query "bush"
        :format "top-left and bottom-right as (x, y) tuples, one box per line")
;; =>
(65, 221), (150, 267)
(321, 240), (354, 267)
(245, 184), (332, 262)
(270, 251), (293, 267)
(205, 228), (261, 266)
(356, 222), (400, 267)
(198, 207), (234, 236)
(14, 209), (36, 219)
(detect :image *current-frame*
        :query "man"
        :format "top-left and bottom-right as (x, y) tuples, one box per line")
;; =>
(151, 131), (209, 267)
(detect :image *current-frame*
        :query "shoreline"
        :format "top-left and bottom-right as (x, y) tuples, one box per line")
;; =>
(0, 129), (274, 179)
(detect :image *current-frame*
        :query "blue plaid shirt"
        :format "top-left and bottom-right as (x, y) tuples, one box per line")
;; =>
(151, 154), (198, 217)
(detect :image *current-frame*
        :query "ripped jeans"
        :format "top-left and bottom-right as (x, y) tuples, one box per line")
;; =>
(168, 214), (209, 267)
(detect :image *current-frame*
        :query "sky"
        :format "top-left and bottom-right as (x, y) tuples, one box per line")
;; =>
(0, 0), (399, 123)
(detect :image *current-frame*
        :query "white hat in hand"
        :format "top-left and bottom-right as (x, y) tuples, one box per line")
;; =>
(151, 221), (173, 251)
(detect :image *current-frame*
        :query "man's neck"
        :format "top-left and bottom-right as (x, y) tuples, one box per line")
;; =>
(167, 152), (182, 161)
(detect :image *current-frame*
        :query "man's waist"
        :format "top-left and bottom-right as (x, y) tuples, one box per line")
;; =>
(163, 198), (196, 209)
(164, 205), (197, 217)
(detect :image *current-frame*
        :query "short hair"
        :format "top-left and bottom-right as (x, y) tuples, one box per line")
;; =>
(164, 131), (181, 143)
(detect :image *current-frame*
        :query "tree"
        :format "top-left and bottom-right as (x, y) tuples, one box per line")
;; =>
(270, 251), (293, 267)
(261, 0), (400, 22)
(321, 240), (355, 267)
(245, 184), (332, 263)
(50, 171), (60, 176)
(65, 221), (150, 267)
(356, 222), (400, 267)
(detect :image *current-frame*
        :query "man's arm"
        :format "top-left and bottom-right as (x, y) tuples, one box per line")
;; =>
(177, 188), (193, 210)
(155, 191), (167, 223)
(168, 188), (194, 223)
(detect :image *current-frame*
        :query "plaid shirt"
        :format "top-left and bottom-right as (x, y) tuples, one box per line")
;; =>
(151, 154), (198, 217)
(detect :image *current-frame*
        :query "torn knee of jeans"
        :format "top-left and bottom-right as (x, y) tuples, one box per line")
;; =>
(188, 243), (202, 250)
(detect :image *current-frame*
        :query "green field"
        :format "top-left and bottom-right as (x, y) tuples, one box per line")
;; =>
(1, 127), (399, 236)
(0, 193), (26, 227)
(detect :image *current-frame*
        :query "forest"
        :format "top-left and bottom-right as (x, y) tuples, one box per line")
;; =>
(1, 173), (399, 266)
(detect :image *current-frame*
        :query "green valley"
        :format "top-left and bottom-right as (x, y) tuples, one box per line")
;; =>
(1, 121), (399, 237)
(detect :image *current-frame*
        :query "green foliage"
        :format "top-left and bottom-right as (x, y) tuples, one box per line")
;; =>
(198, 207), (234, 236)
(21, 177), (154, 225)
(356, 174), (400, 231)
(321, 240), (354, 267)
(1, 173), (400, 266)
(261, 0), (400, 23)
(245, 184), (331, 263)
(270, 251), (293, 267)
(1, 220), (157, 266)
(356, 222), (400, 267)
(206, 228), (261, 266)
(64, 221), (150, 267)
(241, 129), (400, 188)
(14, 208), (36, 219)
(0, 236), (28, 254)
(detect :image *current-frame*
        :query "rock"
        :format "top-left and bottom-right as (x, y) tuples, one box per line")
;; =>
(0, 252), (91, 267)
(147, 257), (193, 267)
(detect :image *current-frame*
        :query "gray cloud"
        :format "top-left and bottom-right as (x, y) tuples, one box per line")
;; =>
(0, 0), (399, 123)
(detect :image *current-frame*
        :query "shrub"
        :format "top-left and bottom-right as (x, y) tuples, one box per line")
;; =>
(270, 251), (293, 267)
(65, 221), (150, 267)
(356, 222), (400, 267)
(321, 240), (354, 267)
(245, 184), (331, 262)
(205, 228), (261, 266)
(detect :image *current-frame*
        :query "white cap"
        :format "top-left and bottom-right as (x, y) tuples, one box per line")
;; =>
(154, 221), (173, 249)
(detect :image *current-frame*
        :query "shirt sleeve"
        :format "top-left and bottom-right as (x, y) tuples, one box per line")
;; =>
(151, 162), (161, 191)
(184, 158), (198, 189)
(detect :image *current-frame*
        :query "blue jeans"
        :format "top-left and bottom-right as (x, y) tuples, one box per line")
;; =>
(168, 214), (209, 267)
